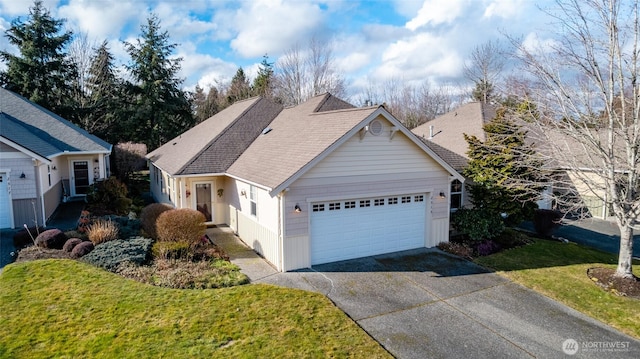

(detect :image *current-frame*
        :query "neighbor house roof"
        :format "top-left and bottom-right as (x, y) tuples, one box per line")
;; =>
(147, 97), (283, 176)
(0, 87), (111, 159)
(412, 101), (496, 159)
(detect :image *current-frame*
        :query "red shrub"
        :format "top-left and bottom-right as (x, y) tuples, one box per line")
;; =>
(71, 241), (95, 258)
(35, 229), (68, 249)
(63, 238), (83, 252)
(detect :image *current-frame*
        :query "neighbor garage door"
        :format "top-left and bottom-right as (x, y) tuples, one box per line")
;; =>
(310, 193), (427, 265)
(0, 173), (12, 228)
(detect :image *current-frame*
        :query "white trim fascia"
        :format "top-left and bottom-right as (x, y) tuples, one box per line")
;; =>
(0, 136), (50, 164)
(49, 150), (111, 158)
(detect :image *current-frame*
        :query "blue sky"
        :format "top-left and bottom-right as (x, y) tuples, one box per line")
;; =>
(0, 0), (554, 98)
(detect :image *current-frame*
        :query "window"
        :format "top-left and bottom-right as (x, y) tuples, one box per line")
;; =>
(359, 200), (371, 207)
(344, 201), (356, 209)
(388, 197), (398, 205)
(329, 202), (341, 210)
(451, 180), (463, 210)
(401, 196), (411, 203)
(313, 204), (325, 212)
(374, 198), (384, 206)
(47, 165), (51, 187)
(414, 195), (424, 202)
(250, 185), (257, 216)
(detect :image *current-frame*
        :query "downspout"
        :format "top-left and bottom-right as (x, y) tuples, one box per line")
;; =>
(278, 191), (285, 271)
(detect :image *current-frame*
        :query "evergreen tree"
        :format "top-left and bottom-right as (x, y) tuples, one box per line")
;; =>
(463, 106), (543, 226)
(252, 54), (274, 98)
(124, 14), (194, 150)
(227, 67), (251, 104)
(193, 85), (222, 122)
(0, 0), (77, 119)
(84, 40), (124, 143)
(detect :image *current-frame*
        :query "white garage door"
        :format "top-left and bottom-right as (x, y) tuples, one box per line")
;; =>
(310, 193), (427, 265)
(0, 173), (12, 228)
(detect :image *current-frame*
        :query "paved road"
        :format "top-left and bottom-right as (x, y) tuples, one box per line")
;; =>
(213, 228), (640, 359)
(521, 218), (640, 258)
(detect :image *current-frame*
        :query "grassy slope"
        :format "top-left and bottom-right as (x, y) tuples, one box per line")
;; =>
(475, 239), (640, 339)
(0, 259), (391, 359)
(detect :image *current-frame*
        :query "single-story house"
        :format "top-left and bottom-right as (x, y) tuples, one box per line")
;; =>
(147, 93), (463, 271)
(412, 101), (610, 219)
(0, 87), (112, 229)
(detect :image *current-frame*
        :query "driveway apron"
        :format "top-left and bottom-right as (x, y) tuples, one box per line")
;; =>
(213, 229), (640, 358)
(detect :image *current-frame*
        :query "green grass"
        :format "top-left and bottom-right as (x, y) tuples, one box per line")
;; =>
(475, 239), (640, 339)
(0, 259), (391, 359)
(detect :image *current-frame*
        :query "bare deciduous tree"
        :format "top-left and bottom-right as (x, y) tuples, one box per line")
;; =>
(274, 36), (346, 106)
(512, 0), (639, 278)
(463, 40), (505, 103)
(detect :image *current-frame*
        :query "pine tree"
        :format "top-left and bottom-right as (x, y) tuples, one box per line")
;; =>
(227, 67), (251, 104)
(252, 54), (274, 98)
(463, 106), (543, 225)
(0, 0), (77, 119)
(124, 14), (194, 150)
(193, 85), (223, 122)
(83, 40), (124, 143)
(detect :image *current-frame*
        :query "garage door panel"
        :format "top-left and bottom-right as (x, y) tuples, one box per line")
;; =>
(311, 193), (427, 265)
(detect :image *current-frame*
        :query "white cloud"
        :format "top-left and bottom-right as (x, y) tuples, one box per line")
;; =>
(0, 0), (60, 17)
(483, 0), (524, 19)
(228, 0), (325, 58)
(405, 0), (467, 31)
(58, 0), (143, 41)
(520, 32), (560, 56)
(153, 2), (218, 42)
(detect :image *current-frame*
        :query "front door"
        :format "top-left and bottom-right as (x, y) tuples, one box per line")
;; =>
(71, 161), (90, 196)
(194, 182), (214, 222)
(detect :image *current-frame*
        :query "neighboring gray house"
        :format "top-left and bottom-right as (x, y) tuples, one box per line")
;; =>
(0, 87), (112, 229)
(148, 93), (463, 271)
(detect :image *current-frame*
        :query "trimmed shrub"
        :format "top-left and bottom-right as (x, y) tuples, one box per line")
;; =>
(451, 208), (505, 241)
(87, 219), (119, 245)
(86, 177), (132, 215)
(81, 237), (153, 271)
(533, 209), (562, 237)
(13, 226), (45, 249)
(156, 208), (206, 244)
(64, 230), (88, 241)
(34, 229), (68, 249)
(71, 241), (95, 258)
(63, 238), (83, 252)
(152, 241), (192, 260)
(475, 240), (501, 256)
(140, 203), (173, 239)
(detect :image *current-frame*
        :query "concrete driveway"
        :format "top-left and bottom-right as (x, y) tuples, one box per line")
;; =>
(212, 228), (640, 358)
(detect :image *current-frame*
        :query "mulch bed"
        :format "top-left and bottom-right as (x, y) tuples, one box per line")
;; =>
(587, 267), (640, 299)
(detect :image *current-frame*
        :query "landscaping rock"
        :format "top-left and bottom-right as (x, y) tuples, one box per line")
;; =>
(34, 229), (67, 249)
(71, 241), (94, 258)
(63, 238), (83, 252)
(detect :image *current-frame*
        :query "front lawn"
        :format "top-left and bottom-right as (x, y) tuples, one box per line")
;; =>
(475, 239), (640, 339)
(0, 259), (391, 358)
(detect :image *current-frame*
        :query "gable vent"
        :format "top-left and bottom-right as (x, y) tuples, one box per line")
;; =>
(368, 119), (383, 136)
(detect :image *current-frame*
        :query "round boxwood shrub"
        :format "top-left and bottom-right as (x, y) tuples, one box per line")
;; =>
(63, 238), (84, 252)
(71, 241), (95, 258)
(35, 229), (68, 249)
(156, 208), (206, 244)
(140, 203), (173, 239)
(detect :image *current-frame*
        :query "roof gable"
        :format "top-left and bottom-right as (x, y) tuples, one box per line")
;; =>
(0, 87), (111, 159)
(412, 101), (496, 159)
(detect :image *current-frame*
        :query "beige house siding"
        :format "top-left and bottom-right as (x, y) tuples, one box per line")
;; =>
(566, 170), (609, 218)
(280, 126), (452, 270)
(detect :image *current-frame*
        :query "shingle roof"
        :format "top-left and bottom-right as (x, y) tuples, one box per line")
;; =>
(0, 87), (111, 159)
(147, 97), (283, 175)
(412, 101), (496, 159)
(227, 94), (380, 190)
(420, 139), (469, 172)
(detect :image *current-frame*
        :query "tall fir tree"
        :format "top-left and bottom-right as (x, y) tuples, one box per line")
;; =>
(124, 14), (194, 150)
(252, 54), (274, 98)
(0, 0), (77, 120)
(463, 106), (543, 225)
(227, 67), (251, 104)
(84, 40), (124, 144)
